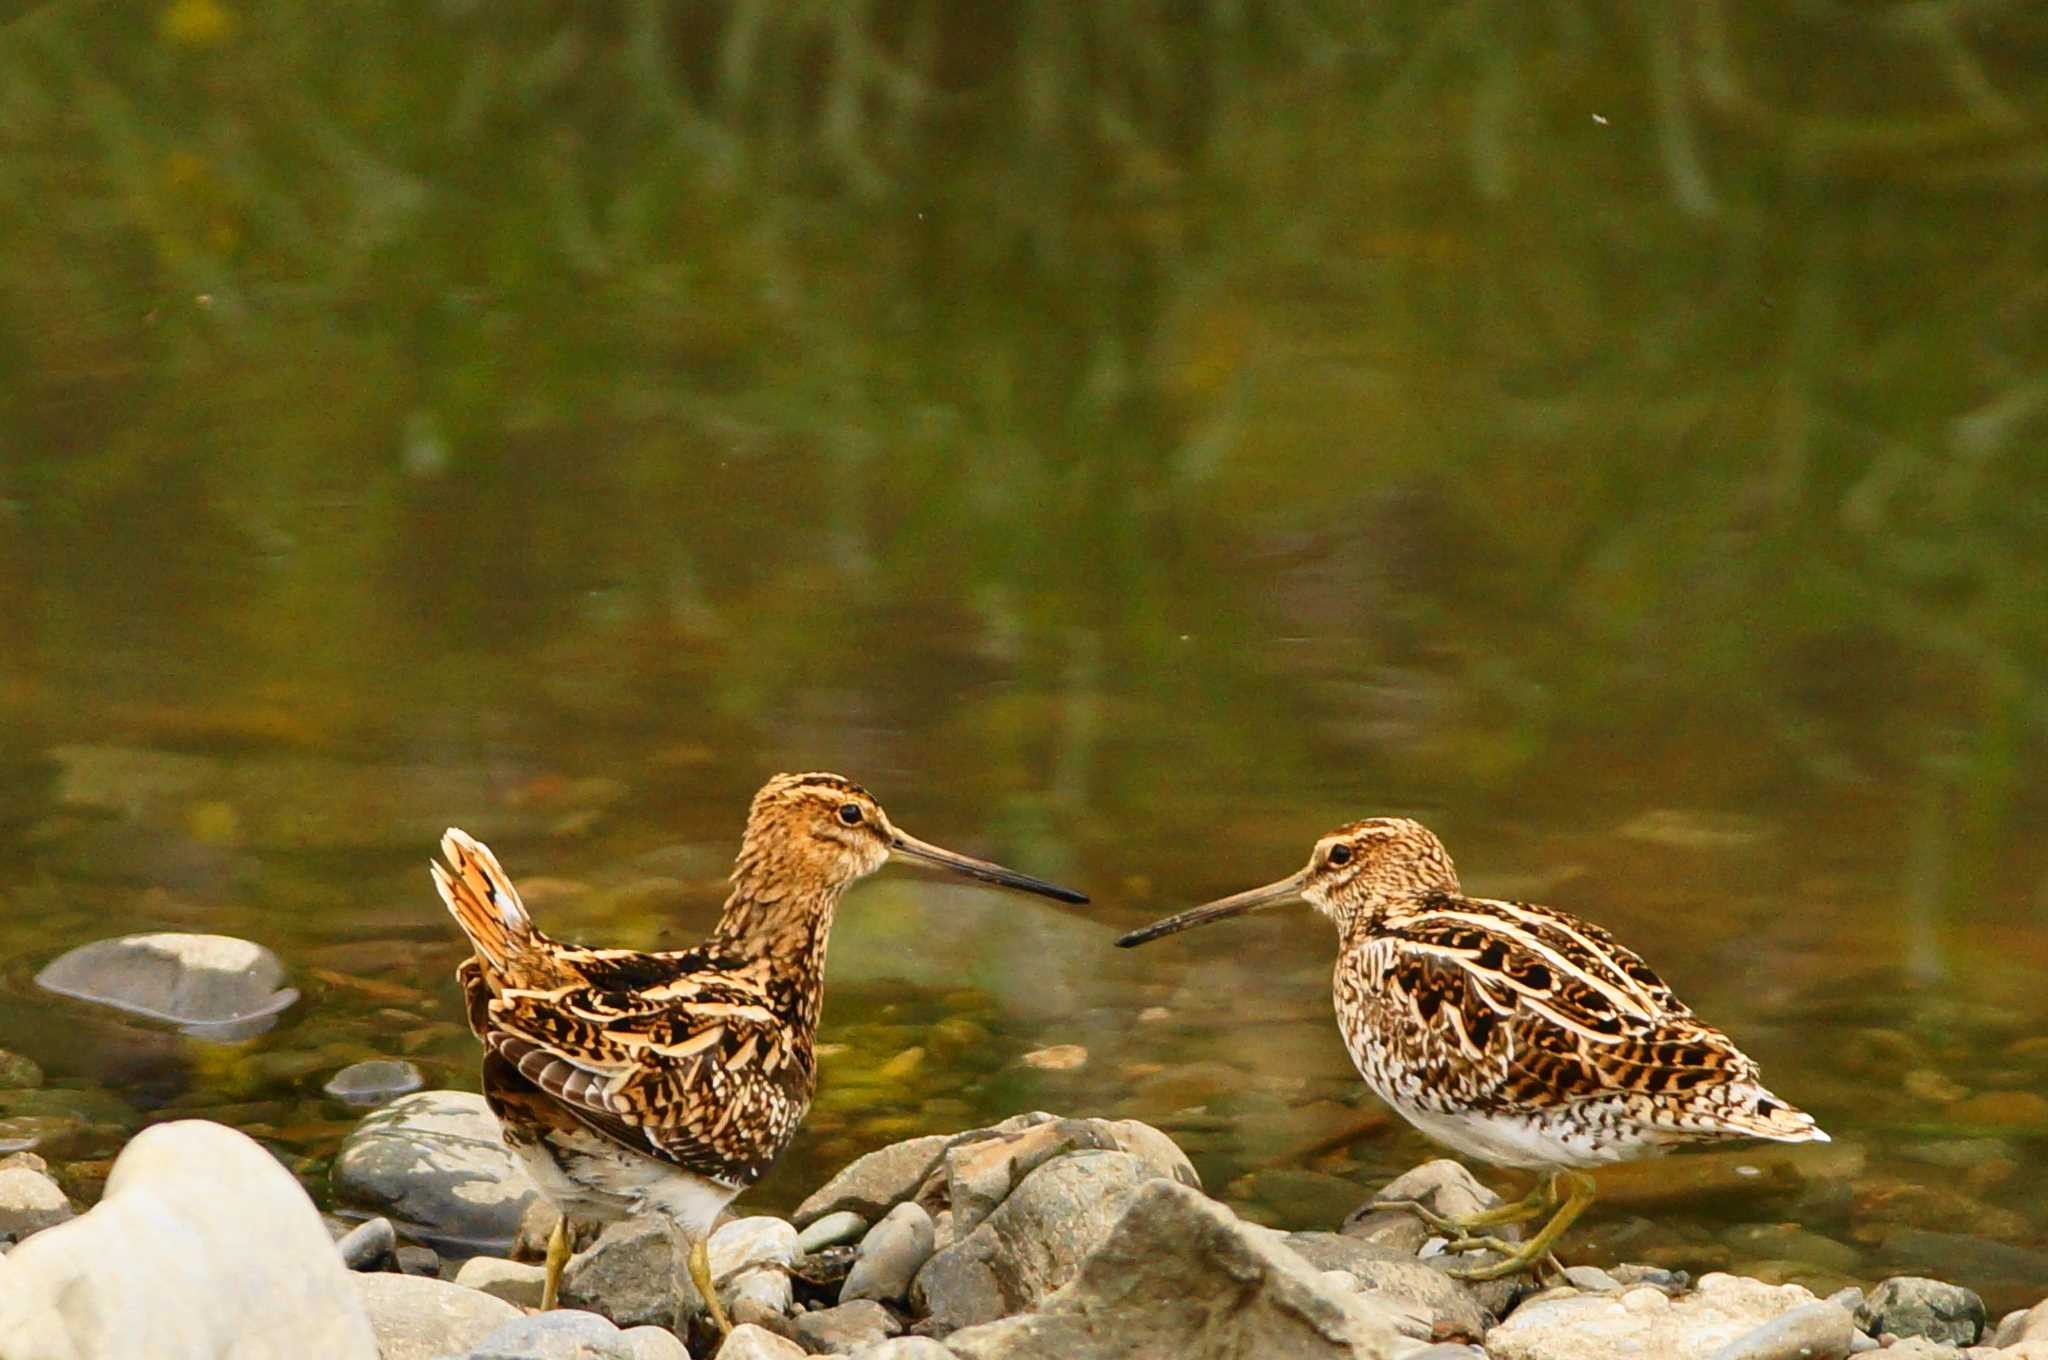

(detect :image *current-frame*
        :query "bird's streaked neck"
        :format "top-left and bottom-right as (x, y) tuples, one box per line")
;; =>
(712, 858), (847, 1029)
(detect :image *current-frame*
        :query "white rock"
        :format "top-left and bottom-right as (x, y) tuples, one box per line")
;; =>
(453, 1254), (549, 1309)
(0, 1120), (377, 1360)
(714, 1323), (805, 1359)
(702, 1216), (800, 1320)
(852, 1341), (956, 1360)
(0, 1166), (74, 1242)
(353, 1272), (521, 1360)
(1488, 1274), (1841, 1360)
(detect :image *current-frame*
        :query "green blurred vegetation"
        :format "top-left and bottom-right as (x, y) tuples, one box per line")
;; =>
(1, 0), (2045, 906)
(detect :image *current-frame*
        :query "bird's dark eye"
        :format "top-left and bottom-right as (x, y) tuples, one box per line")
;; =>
(838, 803), (864, 826)
(1327, 844), (1352, 866)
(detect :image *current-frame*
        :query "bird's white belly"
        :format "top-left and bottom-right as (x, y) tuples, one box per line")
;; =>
(515, 1129), (740, 1236)
(1393, 1101), (1661, 1171)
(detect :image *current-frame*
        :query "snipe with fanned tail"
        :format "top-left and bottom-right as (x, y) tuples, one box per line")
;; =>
(1117, 816), (1827, 1279)
(433, 772), (1086, 1333)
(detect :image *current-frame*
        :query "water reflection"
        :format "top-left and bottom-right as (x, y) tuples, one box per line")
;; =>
(2, 0), (2046, 1311)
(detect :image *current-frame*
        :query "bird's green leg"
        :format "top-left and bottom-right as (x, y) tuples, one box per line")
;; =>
(1444, 1170), (1597, 1281)
(540, 1215), (570, 1310)
(688, 1235), (732, 1338)
(1381, 1171), (1558, 1237)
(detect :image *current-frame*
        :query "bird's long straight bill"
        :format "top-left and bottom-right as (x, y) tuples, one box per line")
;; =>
(1115, 870), (1309, 947)
(889, 830), (1089, 904)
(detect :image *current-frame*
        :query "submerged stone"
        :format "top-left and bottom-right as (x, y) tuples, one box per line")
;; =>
(35, 933), (299, 1039)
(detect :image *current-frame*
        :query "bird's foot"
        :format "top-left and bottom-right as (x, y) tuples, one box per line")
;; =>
(1435, 1170), (1595, 1281)
(540, 1215), (570, 1311)
(687, 1235), (733, 1339)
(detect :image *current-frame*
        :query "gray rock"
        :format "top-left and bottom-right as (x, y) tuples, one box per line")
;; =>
(0, 1164), (74, 1243)
(34, 932), (299, 1039)
(0, 1120), (377, 1359)
(396, 1242), (442, 1275)
(798, 1211), (869, 1253)
(324, 1058), (425, 1106)
(564, 1218), (675, 1328)
(1283, 1231), (1489, 1338)
(1706, 1300), (1856, 1360)
(715, 1324), (806, 1360)
(845, 1341), (954, 1360)
(1488, 1274), (1847, 1360)
(329, 1089), (539, 1251)
(797, 1136), (952, 1226)
(792, 1299), (900, 1353)
(455, 1254), (550, 1309)
(1565, 1265), (1625, 1292)
(1343, 1160), (1503, 1255)
(1395, 1349), (1488, 1360)
(1824, 1286), (1864, 1314)
(843, 1202), (936, 1303)
(1855, 1277), (1986, 1347)
(334, 1215), (397, 1270)
(937, 1120), (1123, 1236)
(353, 1272), (522, 1359)
(450, 1309), (691, 1359)
(942, 1179), (1404, 1359)
(1874, 1342), (1963, 1360)
(912, 1150), (1158, 1334)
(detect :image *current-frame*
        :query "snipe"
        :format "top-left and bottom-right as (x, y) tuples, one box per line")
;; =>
(434, 772), (1086, 1331)
(1117, 816), (1826, 1279)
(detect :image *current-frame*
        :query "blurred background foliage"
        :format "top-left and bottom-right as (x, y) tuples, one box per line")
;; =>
(1, 0), (2046, 921)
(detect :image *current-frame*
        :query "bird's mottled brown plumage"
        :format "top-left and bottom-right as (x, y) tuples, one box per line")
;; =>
(433, 771), (1087, 1319)
(1117, 815), (1826, 1275)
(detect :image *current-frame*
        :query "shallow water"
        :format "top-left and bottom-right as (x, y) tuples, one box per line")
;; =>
(3, 0), (2046, 1314)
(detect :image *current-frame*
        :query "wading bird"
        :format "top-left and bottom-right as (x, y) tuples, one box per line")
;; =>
(434, 773), (1086, 1332)
(1116, 816), (1826, 1279)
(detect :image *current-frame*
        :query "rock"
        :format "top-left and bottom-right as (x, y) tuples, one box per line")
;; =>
(937, 1121), (1123, 1236)
(912, 1150), (1158, 1333)
(323, 1059), (425, 1106)
(34, 933), (299, 1038)
(847, 1341), (954, 1360)
(0, 1164), (74, 1243)
(1704, 1300), (1855, 1360)
(796, 1135), (951, 1225)
(449, 1309), (691, 1359)
(1487, 1274), (1847, 1360)
(703, 1217), (801, 1325)
(843, 1202), (935, 1303)
(354, 1272), (522, 1359)
(1018, 1045), (1087, 1071)
(396, 1242), (442, 1276)
(715, 1324), (805, 1360)
(1343, 1160), (1504, 1255)
(334, 1215), (397, 1270)
(1999, 1298), (2048, 1344)
(1282, 1232), (1488, 1338)
(791, 1298), (900, 1352)
(1565, 1266), (1625, 1292)
(1877, 1227), (2048, 1284)
(1855, 1277), (1986, 1346)
(1876, 1342), (1963, 1360)
(942, 1179), (1404, 1359)
(1724, 1223), (1861, 1275)
(1943, 1091), (2048, 1129)
(455, 1254), (550, 1309)
(0, 1120), (376, 1359)
(330, 1089), (539, 1251)
(0, 1048), (42, 1091)
(798, 1211), (868, 1253)
(563, 1218), (675, 1328)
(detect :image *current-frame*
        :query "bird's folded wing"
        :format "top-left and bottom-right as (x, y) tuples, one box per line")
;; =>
(483, 974), (810, 1183)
